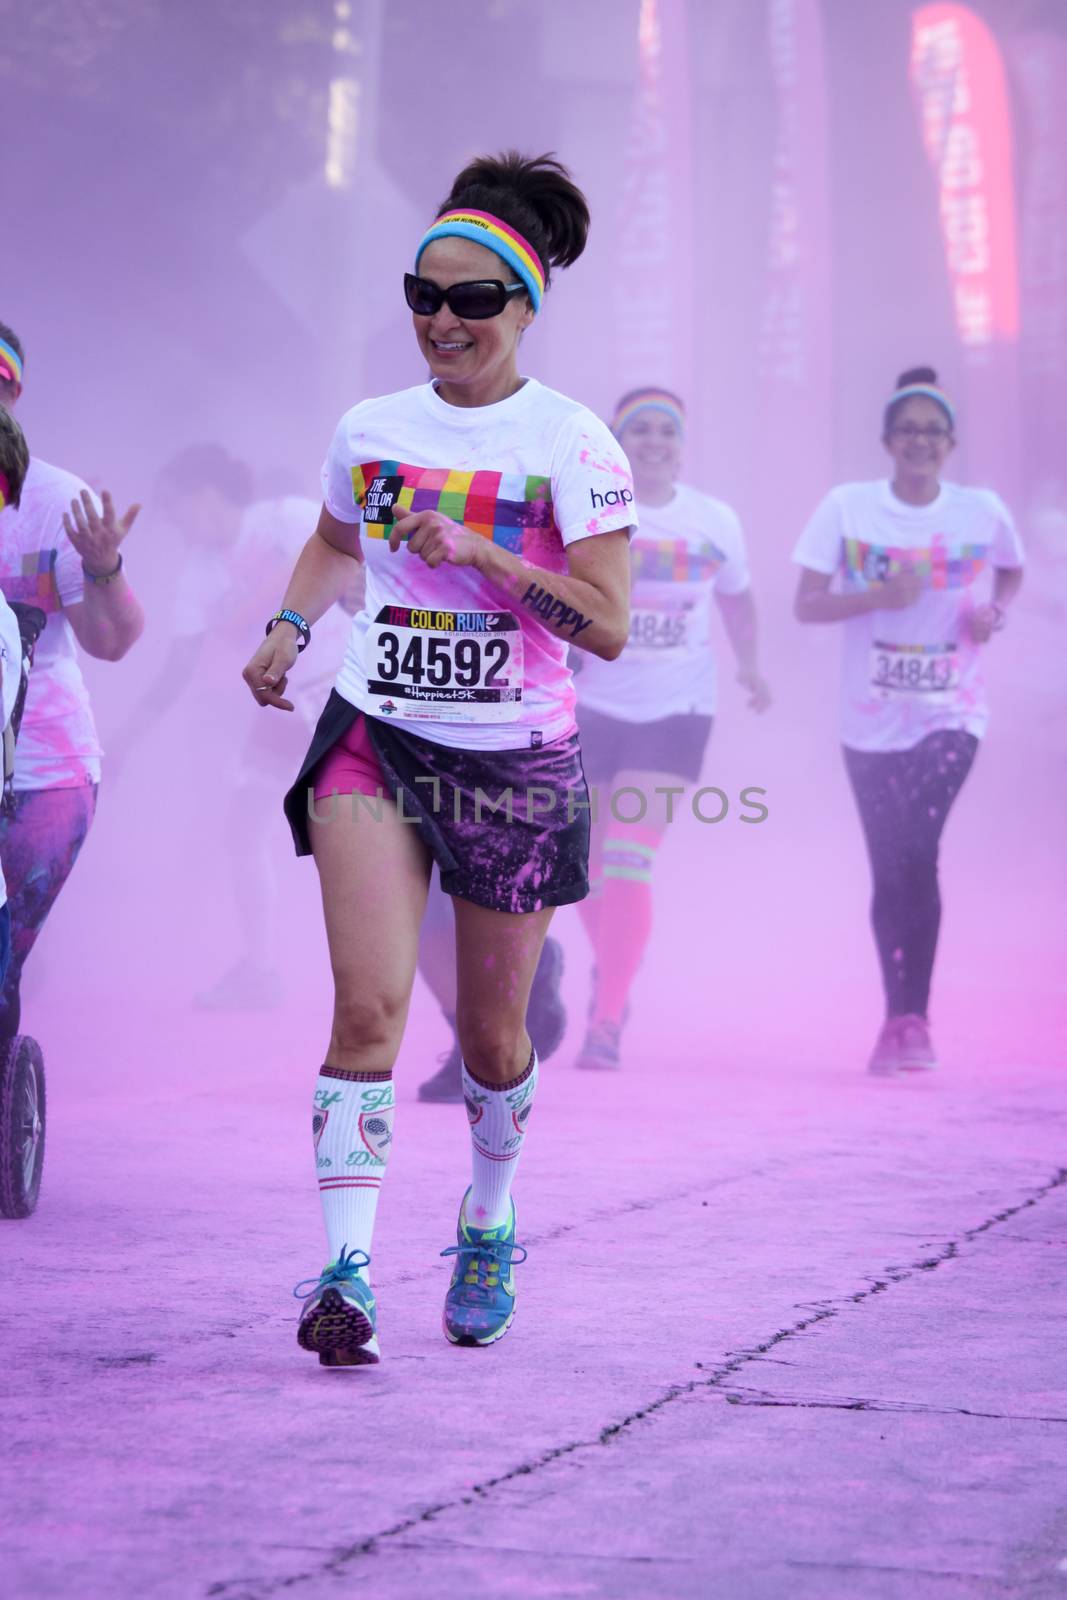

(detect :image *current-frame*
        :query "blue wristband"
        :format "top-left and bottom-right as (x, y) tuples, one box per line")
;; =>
(266, 608), (311, 651)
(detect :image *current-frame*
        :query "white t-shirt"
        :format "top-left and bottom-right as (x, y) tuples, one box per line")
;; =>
(323, 379), (635, 751)
(0, 458), (101, 791)
(0, 588), (23, 908)
(575, 483), (749, 722)
(793, 479), (1025, 752)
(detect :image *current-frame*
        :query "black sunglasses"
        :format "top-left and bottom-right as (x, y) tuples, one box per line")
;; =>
(404, 272), (527, 320)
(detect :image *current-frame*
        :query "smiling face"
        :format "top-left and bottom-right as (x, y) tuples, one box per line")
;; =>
(883, 394), (955, 489)
(412, 236), (534, 406)
(619, 409), (683, 501)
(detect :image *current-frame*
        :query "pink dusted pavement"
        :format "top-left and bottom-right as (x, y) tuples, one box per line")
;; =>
(3, 974), (1066, 1600)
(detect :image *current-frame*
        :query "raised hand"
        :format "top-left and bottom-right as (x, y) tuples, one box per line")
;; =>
(63, 489), (140, 577)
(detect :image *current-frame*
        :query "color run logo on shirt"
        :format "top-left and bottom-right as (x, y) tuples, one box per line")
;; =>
(632, 537), (727, 584)
(843, 537), (989, 589)
(2, 550), (62, 613)
(363, 475), (404, 524)
(352, 460), (555, 553)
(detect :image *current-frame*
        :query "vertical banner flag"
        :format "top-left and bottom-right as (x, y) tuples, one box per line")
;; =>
(1010, 26), (1067, 503)
(756, 0), (832, 529)
(613, 0), (696, 406)
(910, 4), (1021, 497)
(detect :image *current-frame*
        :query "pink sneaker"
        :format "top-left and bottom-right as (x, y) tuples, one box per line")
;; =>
(867, 1018), (903, 1077)
(894, 1013), (939, 1072)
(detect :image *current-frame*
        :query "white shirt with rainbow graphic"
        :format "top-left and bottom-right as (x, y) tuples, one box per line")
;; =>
(322, 379), (635, 752)
(575, 482), (750, 723)
(0, 458), (100, 792)
(794, 479), (1024, 753)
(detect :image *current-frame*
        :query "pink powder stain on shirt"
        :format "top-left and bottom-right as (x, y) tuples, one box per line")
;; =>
(577, 440), (634, 485)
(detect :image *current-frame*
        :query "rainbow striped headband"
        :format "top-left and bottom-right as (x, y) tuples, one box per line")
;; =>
(611, 389), (685, 438)
(889, 383), (956, 426)
(416, 209), (545, 312)
(0, 338), (22, 386)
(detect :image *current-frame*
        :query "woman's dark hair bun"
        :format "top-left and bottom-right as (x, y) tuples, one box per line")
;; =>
(896, 365), (939, 389)
(437, 151), (591, 291)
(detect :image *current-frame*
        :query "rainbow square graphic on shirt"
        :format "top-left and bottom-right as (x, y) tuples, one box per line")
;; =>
(351, 460), (555, 555)
(842, 537), (988, 590)
(632, 537), (727, 584)
(0, 549), (61, 612)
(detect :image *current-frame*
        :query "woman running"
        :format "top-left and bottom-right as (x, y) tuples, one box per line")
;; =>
(573, 388), (771, 1071)
(793, 367), (1024, 1076)
(241, 152), (634, 1364)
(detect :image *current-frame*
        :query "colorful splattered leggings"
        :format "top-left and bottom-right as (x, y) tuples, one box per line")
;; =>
(844, 731), (978, 1020)
(0, 784), (98, 1041)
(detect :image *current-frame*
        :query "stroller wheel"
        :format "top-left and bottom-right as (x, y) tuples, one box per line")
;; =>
(0, 1035), (45, 1218)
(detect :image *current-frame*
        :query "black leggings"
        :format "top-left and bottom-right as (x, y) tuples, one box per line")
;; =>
(843, 730), (978, 1020)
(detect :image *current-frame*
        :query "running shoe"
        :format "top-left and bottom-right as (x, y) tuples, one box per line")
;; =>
(867, 1018), (902, 1076)
(575, 1019), (622, 1071)
(418, 1035), (463, 1103)
(294, 1247), (380, 1365)
(441, 1190), (528, 1346)
(868, 1015), (939, 1076)
(586, 971), (629, 1029)
(894, 1014), (940, 1073)
(526, 936), (567, 1061)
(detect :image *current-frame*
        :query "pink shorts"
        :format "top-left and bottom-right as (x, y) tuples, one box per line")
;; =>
(311, 713), (388, 800)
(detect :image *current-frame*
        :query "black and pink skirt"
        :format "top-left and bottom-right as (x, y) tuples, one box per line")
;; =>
(284, 690), (591, 914)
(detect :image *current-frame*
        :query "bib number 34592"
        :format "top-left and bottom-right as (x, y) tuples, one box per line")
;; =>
(365, 607), (524, 723)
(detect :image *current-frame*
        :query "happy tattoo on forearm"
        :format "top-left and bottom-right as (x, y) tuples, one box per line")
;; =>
(521, 582), (593, 639)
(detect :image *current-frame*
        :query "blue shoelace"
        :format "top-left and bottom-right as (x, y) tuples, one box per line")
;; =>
(292, 1244), (371, 1302)
(441, 1238), (528, 1295)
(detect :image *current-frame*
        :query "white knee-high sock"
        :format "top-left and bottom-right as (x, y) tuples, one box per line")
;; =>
(313, 1065), (395, 1280)
(461, 1049), (538, 1229)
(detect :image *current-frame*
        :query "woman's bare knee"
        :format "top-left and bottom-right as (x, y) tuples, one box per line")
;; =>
(456, 1007), (530, 1084)
(329, 984), (409, 1067)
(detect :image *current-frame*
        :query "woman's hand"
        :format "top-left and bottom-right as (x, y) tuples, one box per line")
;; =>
(965, 603), (1002, 644)
(388, 506), (484, 569)
(736, 666), (772, 712)
(870, 570), (923, 611)
(242, 624), (300, 711)
(63, 489), (140, 577)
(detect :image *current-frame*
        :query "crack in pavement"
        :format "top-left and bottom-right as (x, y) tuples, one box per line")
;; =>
(390, 1537), (692, 1564)
(784, 1559), (1004, 1582)
(721, 1386), (1067, 1424)
(205, 1165), (1067, 1600)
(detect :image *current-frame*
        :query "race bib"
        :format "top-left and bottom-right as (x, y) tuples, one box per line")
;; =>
(627, 603), (691, 653)
(364, 606), (524, 723)
(870, 641), (959, 698)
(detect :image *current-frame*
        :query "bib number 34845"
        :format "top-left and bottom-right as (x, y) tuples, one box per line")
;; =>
(365, 607), (524, 723)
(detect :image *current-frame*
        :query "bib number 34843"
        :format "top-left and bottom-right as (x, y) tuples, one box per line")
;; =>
(870, 640), (959, 697)
(365, 607), (524, 723)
